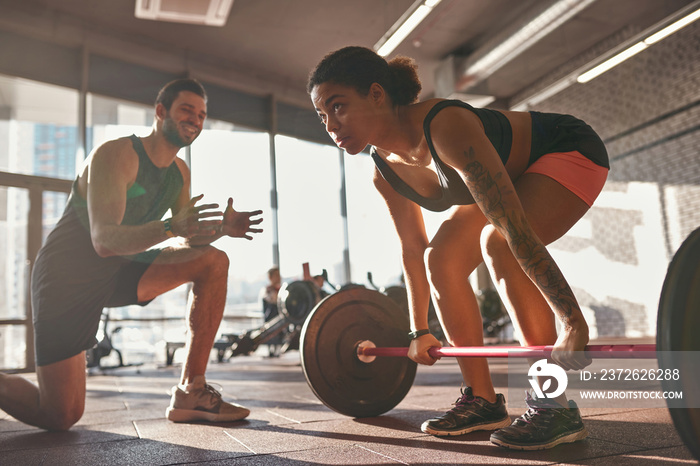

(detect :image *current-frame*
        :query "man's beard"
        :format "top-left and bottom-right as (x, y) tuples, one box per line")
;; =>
(162, 115), (195, 148)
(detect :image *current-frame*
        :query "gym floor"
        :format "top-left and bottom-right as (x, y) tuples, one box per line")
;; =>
(1, 340), (695, 465)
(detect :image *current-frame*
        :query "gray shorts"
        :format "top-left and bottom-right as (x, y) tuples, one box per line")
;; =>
(32, 249), (160, 367)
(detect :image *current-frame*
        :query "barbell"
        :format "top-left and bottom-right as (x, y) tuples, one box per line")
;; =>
(299, 227), (700, 460)
(355, 342), (658, 361)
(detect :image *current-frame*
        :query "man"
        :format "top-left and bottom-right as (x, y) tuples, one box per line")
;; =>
(261, 266), (283, 357)
(0, 78), (263, 430)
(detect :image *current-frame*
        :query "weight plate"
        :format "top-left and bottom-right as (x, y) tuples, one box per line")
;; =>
(384, 286), (409, 313)
(300, 287), (417, 418)
(278, 280), (320, 325)
(657, 226), (700, 460)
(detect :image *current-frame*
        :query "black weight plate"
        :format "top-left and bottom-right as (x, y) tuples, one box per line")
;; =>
(384, 286), (409, 313)
(300, 287), (417, 418)
(278, 280), (320, 325)
(657, 226), (700, 460)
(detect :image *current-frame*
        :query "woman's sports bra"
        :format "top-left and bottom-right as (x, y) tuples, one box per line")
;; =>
(371, 99), (512, 212)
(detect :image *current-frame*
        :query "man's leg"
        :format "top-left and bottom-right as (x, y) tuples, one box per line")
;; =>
(0, 352), (86, 431)
(137, 244), (229, 386)
(135, 243), (249, 422)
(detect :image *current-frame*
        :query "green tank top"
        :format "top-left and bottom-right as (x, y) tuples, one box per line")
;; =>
(69, 134), (184, 228)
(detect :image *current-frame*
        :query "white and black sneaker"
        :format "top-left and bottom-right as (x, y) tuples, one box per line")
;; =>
(490, 392), (588, 450)
(421, 387), (511, 436)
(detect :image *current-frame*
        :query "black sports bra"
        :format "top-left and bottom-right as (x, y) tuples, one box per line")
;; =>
(372, 100), (513, 212)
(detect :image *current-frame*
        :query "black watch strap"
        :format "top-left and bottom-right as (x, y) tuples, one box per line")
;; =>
(163, 218), (175, 238)
(408, 329), (430, 340)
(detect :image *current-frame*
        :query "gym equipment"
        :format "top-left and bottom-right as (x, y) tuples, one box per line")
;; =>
(657, 227), (700, 460)
(301, 287), (657, 418)
(227, 280), (322, 357)
(300, 227), (700, 459)
(356, 342), (657, 361)
(86, 310), (142, 371)
(300, 288), (416, 418)
(278, 280), (323, 325)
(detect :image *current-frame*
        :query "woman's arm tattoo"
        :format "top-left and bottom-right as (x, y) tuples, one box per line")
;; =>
(460, 147), (578, 324)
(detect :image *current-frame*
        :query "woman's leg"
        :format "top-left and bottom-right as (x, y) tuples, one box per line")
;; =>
(480, 173), (590, 347)
(481, 172), (591, 406)
(425, 205), (494, 400)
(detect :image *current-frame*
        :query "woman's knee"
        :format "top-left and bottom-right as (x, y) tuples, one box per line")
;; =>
(480, 225), (513, 269)
(424, 243), (477, 288)
(424, 245), (449, 286)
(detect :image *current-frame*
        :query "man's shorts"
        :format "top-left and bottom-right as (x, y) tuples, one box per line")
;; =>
(33, 250), (160, 367)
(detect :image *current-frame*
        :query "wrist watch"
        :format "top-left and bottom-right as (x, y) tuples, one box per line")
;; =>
(408, 329), (430, 340)
(163, 218), (175, 238)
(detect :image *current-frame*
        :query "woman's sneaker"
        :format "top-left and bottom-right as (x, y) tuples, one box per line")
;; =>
(490, 392), (588, 450)
(166, 376), (250, 423)
(421, 387), (511, 436)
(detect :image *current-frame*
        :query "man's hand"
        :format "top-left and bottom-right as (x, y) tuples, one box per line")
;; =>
(171, 194), (223, 238)
(222, 197), (263, 239)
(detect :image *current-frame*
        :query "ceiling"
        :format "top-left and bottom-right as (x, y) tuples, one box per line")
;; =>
(0, 0), (696, 112)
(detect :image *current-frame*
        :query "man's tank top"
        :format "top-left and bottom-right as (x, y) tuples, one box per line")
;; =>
(69, 135), (184, 229)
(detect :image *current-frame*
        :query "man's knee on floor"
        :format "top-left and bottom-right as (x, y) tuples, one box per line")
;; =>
(43, 402), (84, 431)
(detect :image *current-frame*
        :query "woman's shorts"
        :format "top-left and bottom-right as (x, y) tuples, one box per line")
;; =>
(523, 150), (609, 207)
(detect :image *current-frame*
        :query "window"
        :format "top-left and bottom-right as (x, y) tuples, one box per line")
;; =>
(0, 74), (79, 179)
(275, 136), (346, 285)
(344, 153), (403, 288)
(190, 122), (272, 336)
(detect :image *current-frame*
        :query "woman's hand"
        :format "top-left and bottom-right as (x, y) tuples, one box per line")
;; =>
(551, 323), (591, 371)
(222, 197), (263, 239)
(408, 333), (442, 366)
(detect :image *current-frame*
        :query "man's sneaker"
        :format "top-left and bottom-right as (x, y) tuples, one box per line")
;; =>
(166, 376), (250, 423)
(490, 392), (588, 450)
(421, 387), (511, 436)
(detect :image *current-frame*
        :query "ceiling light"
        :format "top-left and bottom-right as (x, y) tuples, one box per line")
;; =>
(513, 3), (700, 110)
(460, 0), (595, 88)
(135, 0), (235, 27)
(374, 0), (442, 57)
(577, 5), (700, 84)
(643, 6), (700, 44)
(576, 42), (648, 83)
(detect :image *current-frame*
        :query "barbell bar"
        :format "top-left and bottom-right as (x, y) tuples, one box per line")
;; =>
(355, 342), (658, 362)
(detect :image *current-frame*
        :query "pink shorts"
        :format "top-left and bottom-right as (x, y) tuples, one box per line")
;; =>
(523, 151), (609, 207)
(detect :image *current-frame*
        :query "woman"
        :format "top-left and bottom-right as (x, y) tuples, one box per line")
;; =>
(307, 46), (608, 450)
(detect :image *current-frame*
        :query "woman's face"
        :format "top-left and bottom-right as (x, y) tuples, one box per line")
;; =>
(311, 81), (380, 155)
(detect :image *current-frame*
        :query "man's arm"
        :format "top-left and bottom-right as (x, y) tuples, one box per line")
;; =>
(87, 142), (222, 257)
(87, 140), (175, 257)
